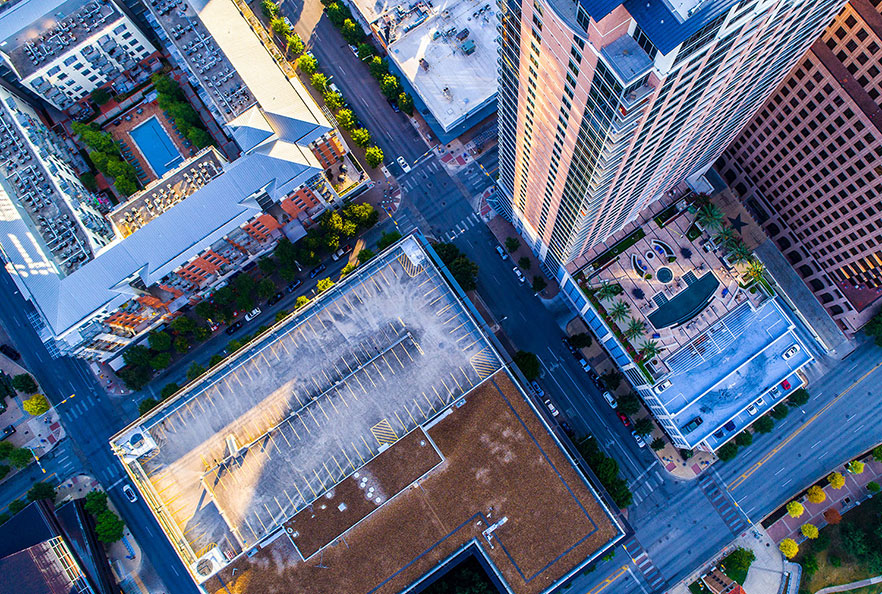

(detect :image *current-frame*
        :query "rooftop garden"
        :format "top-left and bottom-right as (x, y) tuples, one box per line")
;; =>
(587, 227), (646, 270)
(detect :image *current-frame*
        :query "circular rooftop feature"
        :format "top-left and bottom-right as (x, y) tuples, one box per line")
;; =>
(657, 267), (674, 284)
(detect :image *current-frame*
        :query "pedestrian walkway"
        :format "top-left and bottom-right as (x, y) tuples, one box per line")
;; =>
(698, 472), (752, 537)
(621, 535), (667, 593)
(815, 574), (882, 594)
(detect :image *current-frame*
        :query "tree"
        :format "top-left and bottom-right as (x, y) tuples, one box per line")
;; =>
(729, 241), (753, 264)
(114, 175), (139, 197)
(638, 340), (662, 361)
(868, 481), (880, 493)
(846, 460), (865, 474)
(624, 318), (645, 340)
(609, 300), (630, 322)
(27, 481), (56, 502)
(633, 418), (653, 437)
(873, 445), (882, 462)
(351, 127), (371, 147)
(357, 43), (374, 60)
(518, 256), (531, 271)
(715, 227), (737, 249)
(341, 263), (356, 276)
(717, 442), (738, 461)
(118, 365), (151, 391)
(377, 231), (402, 250)
(368, 56), (388, 80)
(90, 87), (112, 105)
(827, 472), (845, 489)
(650, 437), (665, 451)
(310, 72), (329, 92)
(150, 353), (171, 370)
(79, 172), (98, 192)
(365, 145), (384, 167)
(532, 276), (547, 292)
(744, 259), (766, 285)
(617, 393), (640, 416)
(174, 336), (190, 353)
(397, 92), (414, 115)
(12, 374), (38, 394)
(803, 553), (818, 577)
(123, 345), (152, 367)
(84, 490), (108, 516)
(380, 74), (401, 99)
(343, 203), (378, 228)
(358, 248), (375, 263)
(696, 203), (724, 231)
(260, 0), (279, 18)
(601, 371), (623, 391)
(505, 237), (520, 253)
(285, 33), (304, 56)
(23, 394), (50, 416)
(513, 351), (540, 381)
(295, 296), (310, 309)
(194, 301), (216, 321)
(9, 448), (33, 469)
(270, 17), (290, 36)
(187, 363), (205, 381)
(341, 19), (363, 45)
(866, 311), (882, 347)
(160, 383), (179, 399)
(298, 54), (318, 74)
(336, 108), (357, 130)
(569, 333), (592, 348)
(735, 431), (752, 447)
(138, 398), (159, 416)
(753, 415), (774, 433)
(325, 3), (347, 26)
(786, 500), (804, 518)
(8, 499), (27, 515)
(209, 354), (225, 368)
(148, 331), (172, 352)
(595, 283), (619, 301)
(316, 278), (334, 293)
(771, 403), (789, 420)
(801, 523), (819, 539)
(788, 388), (809, 406)
(806, 485), (826, 504)
(187, 127), (213, 149)
(94, 509), (125, 543)
(324, 90), (344, 111)
(258, 278), (277, 300)
(449, 256), (478, 291)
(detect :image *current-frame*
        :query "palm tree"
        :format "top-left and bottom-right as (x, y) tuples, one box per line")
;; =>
(609, 300), (630, 322)
(595, 283), (619, 301)
(715, 227), (737, 249)
(639, 340), (662, 360)
(729, 241), (752, 264)
(745, 259), (766, 284)
(697, 203), (725, 231)
(624, 318), (645, 340)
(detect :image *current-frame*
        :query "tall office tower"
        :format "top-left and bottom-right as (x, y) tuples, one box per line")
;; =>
(495, 0), (845, 281)
(718, 0), (882, 334)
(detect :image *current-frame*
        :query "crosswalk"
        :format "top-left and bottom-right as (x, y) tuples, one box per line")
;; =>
(442, 212), (482, 241)
(629, 468), (665, 504)
(698, 472), (752, 536)
(64, 395), (95, 420)
(621, 535), (666, 592)
(398, 161), (442, 191)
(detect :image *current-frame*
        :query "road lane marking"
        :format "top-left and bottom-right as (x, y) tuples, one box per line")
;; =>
(728, 358), (882, 491)
(587, 565), (629, 594)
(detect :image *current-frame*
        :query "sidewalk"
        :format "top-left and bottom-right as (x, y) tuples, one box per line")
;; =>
(0, 353), (66, 459)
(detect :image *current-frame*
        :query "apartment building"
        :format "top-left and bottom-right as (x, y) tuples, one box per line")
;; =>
(495, 0), (845, 283)
(718, 0), (882, 335)
(0, 86), (115, 274)
(0, 0), (160, 114)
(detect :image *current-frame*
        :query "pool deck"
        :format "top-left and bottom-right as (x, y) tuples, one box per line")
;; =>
(106, 98), (194, 182)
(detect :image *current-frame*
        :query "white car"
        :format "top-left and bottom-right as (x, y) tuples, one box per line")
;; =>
(747, 404), (758, 416)
(655, 379), (672, 394)
(631, 431), (647, 448)
(329, 82), (341, 95)
(578, 358), (590, 372)
(282, 16), (293, 29)
(495, 245), (508, 260)
(244, 307), (262, 322)
(602, 391), (617, 408)
(782, 345), (801, 360)
(543, 398), (559, 417)
(755, 397), (766, 408)
(513, 266), (526, 283)
(530, 381), (545, 397)
(397, 156), (411, 173)
(122, 484), (138, 503)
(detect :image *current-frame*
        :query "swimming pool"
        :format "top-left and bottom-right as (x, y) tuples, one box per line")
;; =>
(129, 116), (183, 177)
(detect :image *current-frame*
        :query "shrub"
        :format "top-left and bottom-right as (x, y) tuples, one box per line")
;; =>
(873, 445), (882, 462)
(717, 442), (738, 461)
(8, 499), (27, 515)
(803, 553), (818, 576)
(160, 383), (179, 399)
(187, 363), (205, 381)
(513, 351), (540, 381)
(209, 354), (225, 367)
(358, 248), (375, 263)
(377, 231), (401, 250)
(365, 145), (384, 167)
(23, 394), (50, 416)
(753, 415), (774, 434)
(801, 523), (818, 539)
(827, 472), (845, 489)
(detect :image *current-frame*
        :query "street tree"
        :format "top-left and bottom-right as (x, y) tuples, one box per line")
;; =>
(298, 54), (318, 74)
(260, 0), (279, 18)
(187, 363), (205, 381)
(12, 374), (38, 394)
(8, 499), (27, 514)
(336, 108), (357, 130)
(828, 472), (845, 489)
(258, 278), (277, 300)
(633, 418), (653, 437)
(616, 393), (640, 416)
(285, 33), (304, 56)
(868, 481), (880, 493)
(449, 256), (478, 291)
(9, 448), (33, 469)
(324, 90), (343, 111)
(23, 394), (50, 416)
(295, 296), (310, 309)
(170, 316), (196, 335)
(532, 276), (547, 292)
(316, 278), (334, 293)
(310, 73), (329, 92)
(350, 127), (371, 147)
(148, 331), (172, 352)
(174, 336), (190, 353)
(95, 509), (125, 543)
(717, 442), (738, 461)
(341, 19), (363, 45)
(138, 398), (159, 416)
(846, 460), (865, 474)
(513, 351), (540, 381)
(358, 248), (375, 263)
(873, 445), (882, 462)
(377, 231), (401, 250)
(365, 146), (384, 167)
(734, 431), (752, 447)
(209, 354), (224, 367)
(397, 92), (414, 115)
(787, 388), (809, 406)
(84, 490), (108, 516)
(786, 500), (804, 518)
(568, 333), (592, 348)
(650, 438), (665, 451)
(27, 482), (56, 502)
(505, 237), (520, 253)
(368, 56), (388, 79)
(160, 383), (179, 399)
(807, 485), (826, 504)
(357, 43), (374, 60)
(518, 256), (531, 271)
(753, 415), (774, 433)
(801, 523), (819, 539)
(150, 353), (171, 370)
(270, 17), (290, 36)
(380, 74), (401, 99)
(194, 300), (216, 321)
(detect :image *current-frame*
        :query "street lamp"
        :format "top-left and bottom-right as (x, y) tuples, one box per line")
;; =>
(29, 448), (46, 474)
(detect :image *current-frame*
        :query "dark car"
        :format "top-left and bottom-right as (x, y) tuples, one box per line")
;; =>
(723, 420), (736, 432)
(0, 344), (20, 361)
(0, 425), (15, 441)
(268, 292), (285, 306)
(560, 421), (574, 436)
(286, 279), (303, 293)
(309, 263), (326, 279)
(225, 320), (243, 335)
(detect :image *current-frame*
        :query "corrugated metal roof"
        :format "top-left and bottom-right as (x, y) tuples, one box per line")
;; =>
(622, 0), (738, 55)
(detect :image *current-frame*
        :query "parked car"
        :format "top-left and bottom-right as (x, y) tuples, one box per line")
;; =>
(512, 266), (526, 284)
(0, 425), (15, 441)
(329, 82), (341, 95)
(397, 156), (411, 173)
(682, 416), (703, 433)
(268, 292), (285, 306)
(282, 16), (294, 30)
(602, 391), (617, 408)
(747, 404), (758, 416)
(225, 320), (243, 335)
(348, 44), (358, 56)
(0, 344), (20, 361)
(560, 421), (574, 436)
(332, 244), (353, 262)
(544, 398), (559, 417)
(587, 369), (600, 387)
(578, 358), (590, 372)
(723, 420), (736, 432)
(755, 396), (766, 408)
(287, 279), (303, 293)
(780, 379), (791, 390)
(495, 245), (508, 260)
(530, 381), (545, 397)
(616, 411), (631, 427)
(561, 337), (576, 355)
(244, 307), (261, 322)
(631, 431), (647, 448)
(387, 97), (401, 113)
(122, 484), (138, 503)
(782, 344), (801, 360)
(654, 379), (672, 393)
(310, 263), (326, 278)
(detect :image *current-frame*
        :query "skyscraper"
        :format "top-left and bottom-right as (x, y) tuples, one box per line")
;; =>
(718, 0), (882, 334)
(495, 0), (845, 282)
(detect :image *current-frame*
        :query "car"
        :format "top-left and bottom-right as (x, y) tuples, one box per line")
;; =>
(282, 16), (294, 29)
(561, 337), (576, 355)
(329, 82), (341, 95)
(755, 396), (766, 408)
(0, 344), (20, 361)
(512, 266), (526, 283)
(578, 358), (590, 372)
(332, 244), (353, 261)
(654, 379), (672, 394)
(495, 245), (508, 260)
(616, 411), (631, 427)
(310, 263), (327, 278)
(209, 321), (220, 332)
(543, 398), (559, 417)
(782, 344), (801, 360)
(348, 44), (359, 57)
(587, 369), (600, 387)
(560, 421), (574, 436)
(122, 484), (138, 503)
(682, 416), (703, 433)
(747, 404), (758, 416)
(780, 379), (791, 390)
(244, 307), (261, 322)
(225, 320), (243, 335)
(287, 279), (303, 293)
(0, 425), (15, 441)
(631, 431), (647, 448)
(268, 292), (285, 306)
(396, 156), (411, 173)
(387, 98), (401, 113)
(530, 381), (545, 397)
(723, 421), (736, 432)
(769, 386), (779, 398)
(602, 391), (617, 408)
(713, 429), (725, 439)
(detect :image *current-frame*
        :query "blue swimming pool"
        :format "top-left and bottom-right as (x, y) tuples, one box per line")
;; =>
(129, 116), (183, 177)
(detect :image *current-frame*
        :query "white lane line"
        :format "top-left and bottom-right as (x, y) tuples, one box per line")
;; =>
(774, 466), (786, 476)
(810, 440), (822, 449)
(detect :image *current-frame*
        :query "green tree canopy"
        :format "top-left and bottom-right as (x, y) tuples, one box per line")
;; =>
(148, 331), (172, 352)
(616, 393), (640, 416)
(310, 72), (329, 92)
(324, 90), (344, 111)
(753, 415), (774, 433)
(23, 394), (50, 416)
(258, 278), (277, 300)
(139, 398), (159, 416)
(351, 127), (371, 147)
(285, 33), (304, 56)
(187, 363), (205, 381)
(160, 383), (179, 399)
(150, 353), (172, 370)
(9, 448), (33, 469)
(358, 43), (375, 60)
(27, 481), (55, 502)
(633, 418), (653, 437)
(513, 351), (540, 381)
(94, 509), (125, 543)
(336, 108), (357, 130)
(298, 54), (318, 74)
(316, 278), (334, 293)
(397, 92), (414, 115)
(380, 74), (401, 99)
(365, 145), (384, 167)
(368, 56), (388, 79)
(12, 374), (38, 394)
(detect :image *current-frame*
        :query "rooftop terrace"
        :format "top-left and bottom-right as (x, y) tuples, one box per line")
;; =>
(110, 236), (518, 580)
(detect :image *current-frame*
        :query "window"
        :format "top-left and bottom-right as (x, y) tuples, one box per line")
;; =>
(632, 24), (658, 60)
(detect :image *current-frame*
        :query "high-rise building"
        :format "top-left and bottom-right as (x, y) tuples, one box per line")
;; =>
(717, 0), (882, 335)
(495, 0), (846, 282)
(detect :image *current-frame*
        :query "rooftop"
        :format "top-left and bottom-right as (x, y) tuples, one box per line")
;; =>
(202, 371), (620, 594)
(361, 0), (497, 132)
